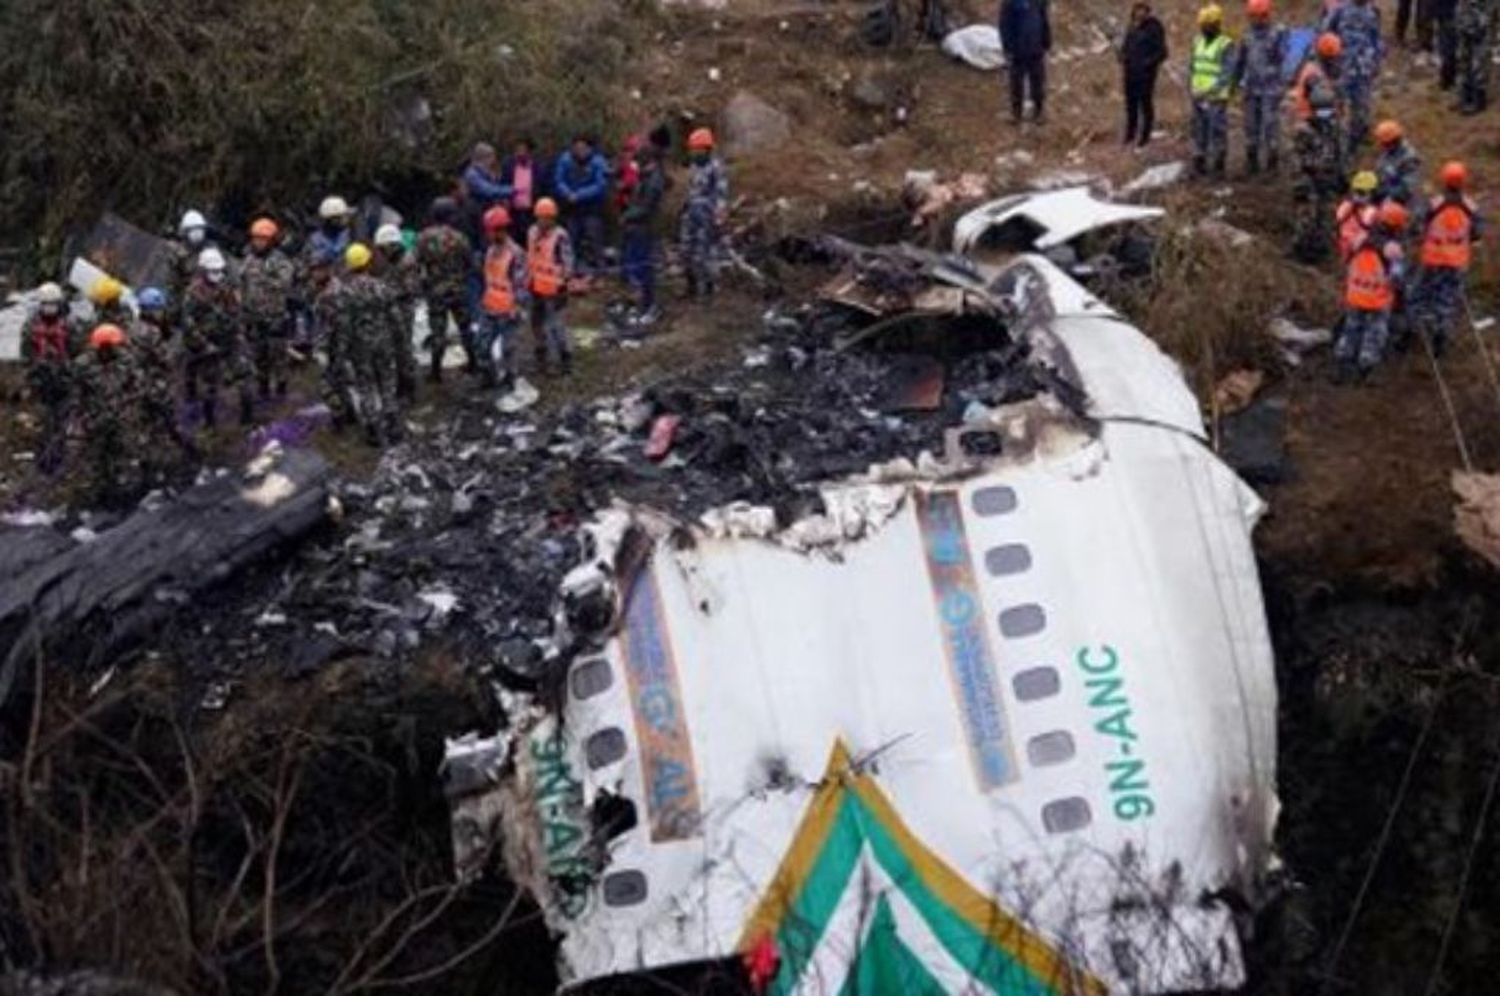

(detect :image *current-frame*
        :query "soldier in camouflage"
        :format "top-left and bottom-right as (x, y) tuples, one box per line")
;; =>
(1455, 0), (1498, 113)
(131, 287), (198, 483)
(169, 210), (215, 324)
(240, 217), (297, 401)
(73, 324), (141, 507)
(310, 258), (350, 429)
(1233, 0), (1289, 174)
(88, 277), (133, 337)
(679, 128), (730, 298)
(20, 282), (78, 473)
(325, 243), (402, 445)
(1325, 0), (1384, 150)
(1291, 82), (1348, 263)
(414, 196), (476, 380)
(1373, 120), (1423, 211)
(183, 247), (253, 428)
(373, 223), (420, 400)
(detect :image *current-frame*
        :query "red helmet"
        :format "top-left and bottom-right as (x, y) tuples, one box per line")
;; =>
(688, 127), (715, 151)
(1316, 32), (1342, 58)
(1246, 0), (1272, 19)
(1378, 201), (1410, 231)
(1373, 120), (1402, 147)
(483, 205), (512, 233)
(89, 324), (127, 350)
(535, 197), (559, 220)
(1440, 160), (1469, 190)
(250, 217), (279, 241)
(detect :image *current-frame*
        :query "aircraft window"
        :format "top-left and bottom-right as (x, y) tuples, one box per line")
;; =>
(984, 544), (1032, 576)
(1042, 797), (1092, 834)
(1013, 667), (1060, 701)
(998, 604), (1046, 638)
(1027, 731), (1076, 767)
(602, 870), (649, 907)
(971, 486), (1018, 516)
(571, 657), (613, 699)
(585, 728), (628, 769)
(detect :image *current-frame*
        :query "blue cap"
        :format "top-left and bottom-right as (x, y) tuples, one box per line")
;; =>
(138, 287), (168, 311)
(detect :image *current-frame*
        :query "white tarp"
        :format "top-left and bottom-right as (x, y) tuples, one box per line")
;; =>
(941, 25), (1005, 71)
(954, 187), (1165, 254)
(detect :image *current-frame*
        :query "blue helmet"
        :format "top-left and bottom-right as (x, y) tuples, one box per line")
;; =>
(138, 286), (168, 312)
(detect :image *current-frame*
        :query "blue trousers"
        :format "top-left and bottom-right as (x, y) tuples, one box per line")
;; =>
(623, 229), (656, 311)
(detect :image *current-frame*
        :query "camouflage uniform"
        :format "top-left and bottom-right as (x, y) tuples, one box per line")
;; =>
(240, 247), (296, 399)
(414, 223), (476, 377)
(1233, 21), (1289, 172)
(1374, 139), (1423, 210)
(1291, 94), (1348, 263)
(182, 276), (252, 427)
(323, 272), (402, 444)
(374, 247), (421, 399)
(312, 276), (350, 427)
(1326, 0), (1383, 149)
(20, 311), (78, 472)
(130, 314), (197, 483)
(1456, 0), (1498, 112)
(72, 346), (142, 505)
(679, 156), (729, 295)
(165, 241), (201, 324)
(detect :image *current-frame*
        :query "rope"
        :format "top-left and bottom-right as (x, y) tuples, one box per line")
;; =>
(1422, 718), (1500, 996)
(1320, 674), (1448, 991)
(1461, 295), (1500, 413)
(1417, 322), (1476, 473)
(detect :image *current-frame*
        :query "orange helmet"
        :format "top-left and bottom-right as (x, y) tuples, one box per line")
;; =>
(1440, 160), (1469, 190)
(89, 323), (126, 350)
(483, 205), (511, 233)
(688, 127), (715, 151)
(1373, 120), (1402, 147)
(1316, 32), (1342, 58)
(535, 197), (559, 220)
(250, 217), (279, 241)
(1378, 201), (1409, 231)
(1246, 0), (1272, 19)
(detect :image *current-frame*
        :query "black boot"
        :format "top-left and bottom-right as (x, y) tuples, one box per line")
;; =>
(1247, 148), (1261, 176)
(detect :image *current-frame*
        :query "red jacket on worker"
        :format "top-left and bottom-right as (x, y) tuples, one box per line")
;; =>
(1345, 237), (1403, 311)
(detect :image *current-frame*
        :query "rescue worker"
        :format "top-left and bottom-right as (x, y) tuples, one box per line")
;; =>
(240, 216), (296, 401)
(183, 247), (251, 428)
(1233, 0), (1289, 175)
(998, 0), (1053, 123)
(88, 276), (132, 333)
(680, 128), (730, 296)
(169, 210), (212, 320)
(1336, 201), (1408, 382)
(1291, 81), (1348, 263)
(132, 287), (198, 480)
(1337, 170), (1380, 263)
(373, 223), (420, 400)
(553, 135), (610, 272)
(1434, 0), (1459, 91)
(305, 196), (353, 267)
(475, 206), (528, 389)
(1289, 32), (1343, 125)
(1455, 0), (1498, 114)
(621, 143), (665, 323)
(527, 197), (576, 376)
(1120, 1), (1169, 147)
(1325, 0), (1383, 150)
(20, 282), (77, 472)
(1414, 161), (1484, 357)
(414, 196), (476, 380)
(327, 243), (402, 444)
(1189, 5), (1235, 178)
(73, 324), (141, 505)
(310, 251), (350, 429)
(1372, 120), (1422, 211)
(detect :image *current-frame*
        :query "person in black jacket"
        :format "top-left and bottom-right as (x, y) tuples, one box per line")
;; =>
(1120, 2), (1169, 146)
(1431, 0), (1459, 90)
(998, 0), (1052, 123)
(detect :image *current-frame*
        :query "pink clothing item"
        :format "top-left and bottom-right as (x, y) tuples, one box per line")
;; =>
(512, 162), (534, 210)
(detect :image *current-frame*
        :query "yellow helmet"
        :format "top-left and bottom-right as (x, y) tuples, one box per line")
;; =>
(344, 242), (372, 271)
(89, 276), (124, 305)
(1198, 3), (1224, 25)
(1350, 170), (1378, 194)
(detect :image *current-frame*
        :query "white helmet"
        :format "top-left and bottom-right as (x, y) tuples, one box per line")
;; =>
(374, 223), (403, 247)
(36, 282), (64, 305)
(197, 247), (227, 271)
(179, 209), (207, 235)
(318, 196), (350, 221)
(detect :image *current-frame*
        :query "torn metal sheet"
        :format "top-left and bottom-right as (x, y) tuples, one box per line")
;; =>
(953, 186), (1164, 255)
(1454, 470), (1500, 570)
(474, 254), (1277, 994)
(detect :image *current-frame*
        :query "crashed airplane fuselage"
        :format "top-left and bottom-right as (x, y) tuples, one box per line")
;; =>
(459, 250), (1277, 994)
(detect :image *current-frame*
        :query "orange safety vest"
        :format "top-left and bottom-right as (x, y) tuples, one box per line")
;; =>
(482, 243), (518, 316)
(528, 228), (563, 298)
(1288, 61), (1325, 122)
(1420, 196), (1476, 270)
(1344, 242), (1395, 311)
(1335, 200), (1375, 263)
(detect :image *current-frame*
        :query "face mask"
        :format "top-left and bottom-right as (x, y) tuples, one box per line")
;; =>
(39, 304), (61, 319)
(205, 269), (226, 285)
(186, 227), (206, 246)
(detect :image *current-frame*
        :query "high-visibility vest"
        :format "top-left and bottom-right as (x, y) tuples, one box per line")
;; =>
(1191, 34), (1233, 100)
(1344, 242), (1395, 310)
(1336, 200), (1375, 263)
(1288, 61), (1325, 121)
(1420, 196), (1476, 270)
(482, 243), (519, 315)
(528, 228), (563, 298)
(29, 317), (69, 363)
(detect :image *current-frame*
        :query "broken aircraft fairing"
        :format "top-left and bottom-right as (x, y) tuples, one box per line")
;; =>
(495, 256), (1276, 994)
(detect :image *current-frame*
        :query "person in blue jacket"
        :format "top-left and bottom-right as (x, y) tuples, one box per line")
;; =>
(999, 0), (1052, 124)
(553, 135), (610, 272)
